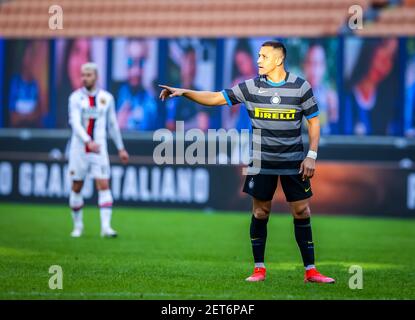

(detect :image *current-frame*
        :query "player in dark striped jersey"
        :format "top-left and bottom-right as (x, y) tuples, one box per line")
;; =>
(159, 41), (335, 284)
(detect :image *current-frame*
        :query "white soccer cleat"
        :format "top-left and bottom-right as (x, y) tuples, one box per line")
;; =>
(101, 227), (118, 238)
(70, 227), (83, 238)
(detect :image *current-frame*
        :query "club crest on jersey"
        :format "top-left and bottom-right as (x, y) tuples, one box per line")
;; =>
(270, 94), (281, 105)
(100, 98), (106, 105)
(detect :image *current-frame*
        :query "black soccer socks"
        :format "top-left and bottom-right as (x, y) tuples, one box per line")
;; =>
(250, 215), (269, 263)
(294, 217), (315, 268)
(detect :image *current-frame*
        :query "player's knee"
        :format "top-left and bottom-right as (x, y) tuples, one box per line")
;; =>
(98, 189), (113, 208)
(96, 180), (110, 191)
(69, 190), (84, 210)
(253, 205), (270, 220)
(292, 205), (311, 219)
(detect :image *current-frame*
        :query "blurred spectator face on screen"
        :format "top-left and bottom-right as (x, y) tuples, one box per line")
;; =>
(166, 46), (210, 132)
(235, 50), (256, 78)
(232, 40), (256, 81)
(345, 38), (400, 136)
(181, 49), (196, 88)
(55, 39), (92, 128)
(127, 40), (147, 88)
(368, 39), (398, 86)
(67, 39), (91, 89)
(303, 45), (326, 88)
(302, 44), (339, 134)
(116, 39), (157, 131)
(350, 38), (398, 92)
(8, 41), (40, 128)
(21, 43), (35, 81)
(222, 40), (256, 131)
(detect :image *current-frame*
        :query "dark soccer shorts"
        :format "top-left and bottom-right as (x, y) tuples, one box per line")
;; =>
(243, 174), (313, 202)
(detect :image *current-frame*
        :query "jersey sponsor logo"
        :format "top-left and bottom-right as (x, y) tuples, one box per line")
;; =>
(82, 108), (100, 119)
(254, 107), (296, 120)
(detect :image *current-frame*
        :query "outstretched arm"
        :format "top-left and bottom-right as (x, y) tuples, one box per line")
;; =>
(159, 85), (227, 106)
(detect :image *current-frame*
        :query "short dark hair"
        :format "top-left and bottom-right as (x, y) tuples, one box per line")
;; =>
(261, 40), (286, 60)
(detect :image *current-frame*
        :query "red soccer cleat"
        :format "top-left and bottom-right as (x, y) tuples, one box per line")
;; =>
(245, 267), (266, 282)
(304, 268), (335, 284)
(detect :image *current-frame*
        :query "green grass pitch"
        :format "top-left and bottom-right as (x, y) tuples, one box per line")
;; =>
(0, 202), (414, 300)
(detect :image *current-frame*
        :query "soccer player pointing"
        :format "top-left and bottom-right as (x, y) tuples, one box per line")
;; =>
(159, 41), (335, 284)
(68, 63), (129, 238)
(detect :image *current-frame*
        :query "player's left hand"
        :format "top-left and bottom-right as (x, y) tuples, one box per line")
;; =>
(119, 149), (129, 164)
(299, 157), (315, 181)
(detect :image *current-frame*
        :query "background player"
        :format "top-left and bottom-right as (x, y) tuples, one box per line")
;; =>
(159, 41), (335, 284)
(68, 62), (129, 238)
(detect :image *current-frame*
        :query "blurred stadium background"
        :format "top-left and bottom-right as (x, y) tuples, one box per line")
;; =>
(0, 0), (414, 216)
(0, 0), (415, 300)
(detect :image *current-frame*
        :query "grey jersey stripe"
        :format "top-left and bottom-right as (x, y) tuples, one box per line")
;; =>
(238, 82), (250, 101)
(254, 135), (303, 146)
(303, 104), (319, 117)
(254, 142), (304, 153)
(302, 96), (317, 109)
(250, 118), (302, 130)
(252, 126), (302, 138)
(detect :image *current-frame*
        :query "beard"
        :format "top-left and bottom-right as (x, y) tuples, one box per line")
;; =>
(83, 82), (95, 91)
